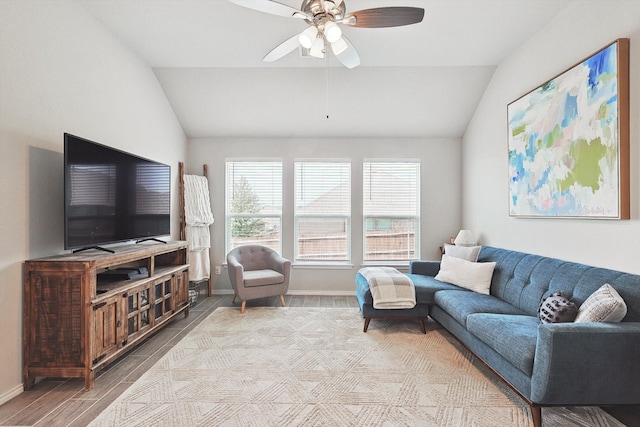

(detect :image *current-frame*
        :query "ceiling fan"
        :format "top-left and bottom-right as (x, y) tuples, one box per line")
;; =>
(229, 0), (425, 68)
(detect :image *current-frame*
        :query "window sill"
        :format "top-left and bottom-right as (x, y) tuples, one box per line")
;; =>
(360, 261), (411, 272)
(292, 262), (354, 270)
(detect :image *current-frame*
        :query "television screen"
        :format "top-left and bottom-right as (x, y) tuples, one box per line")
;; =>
(64, 133), (170, 250)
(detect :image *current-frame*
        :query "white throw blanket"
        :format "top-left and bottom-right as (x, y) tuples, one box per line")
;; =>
(184, 175), (214, 228)
(183, 175), (214, 281)
(359, 267), (416, 309)
(188, 247), (210, 282)
(186, 225), (210, 251)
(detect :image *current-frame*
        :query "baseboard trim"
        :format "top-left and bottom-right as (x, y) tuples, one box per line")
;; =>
(287, 290), (356, 296)
(210, 289), (355, 297)
(0, 383), (23, 406)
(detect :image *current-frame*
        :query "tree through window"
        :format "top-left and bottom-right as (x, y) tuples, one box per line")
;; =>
(225, 161), (282, 253)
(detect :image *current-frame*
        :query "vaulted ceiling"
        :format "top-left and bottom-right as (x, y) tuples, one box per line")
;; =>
(77, 0), (571, 138)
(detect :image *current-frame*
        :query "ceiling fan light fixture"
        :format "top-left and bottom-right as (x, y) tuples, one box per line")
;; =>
(324, 21), (342, 43)
(309, 36), (325, 58)
(231, 0), (425, 69)
(298, 25), (318, 49)
(330, 37), (348, 55)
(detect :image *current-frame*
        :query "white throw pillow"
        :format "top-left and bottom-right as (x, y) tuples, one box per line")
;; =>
(444, 244), (481, 262)
(574, 283), (627, 323)
(435, 254), (496, 295)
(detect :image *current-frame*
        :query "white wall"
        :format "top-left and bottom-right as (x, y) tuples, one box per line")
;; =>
(462, 0), (640, 274)
(0, 0), (186, 403)
(188, 137), (461, 294)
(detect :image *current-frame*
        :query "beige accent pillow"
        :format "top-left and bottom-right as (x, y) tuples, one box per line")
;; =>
(435, 254), (496, 295)
(574, 283), (627, 323)
(444, 244), (481, 262)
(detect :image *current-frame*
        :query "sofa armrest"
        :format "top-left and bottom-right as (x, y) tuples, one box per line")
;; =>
(531, 322), (640, 405)
(409, 260), (440, 277)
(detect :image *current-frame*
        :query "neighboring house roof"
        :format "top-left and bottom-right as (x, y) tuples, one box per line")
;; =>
(299, 170), (418, 216)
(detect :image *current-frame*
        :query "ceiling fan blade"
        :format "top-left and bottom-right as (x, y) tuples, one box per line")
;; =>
(263, 34), (301, 62)
(344, 7), (425, 28)
(333, 36), (360, 69)
(229, 0), (308, 19)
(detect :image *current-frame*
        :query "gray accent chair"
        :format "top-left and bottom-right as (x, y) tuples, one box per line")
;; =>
(226, 245), (291, 314)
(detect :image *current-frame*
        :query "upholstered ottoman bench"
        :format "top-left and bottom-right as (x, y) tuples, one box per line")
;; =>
(355, 262), (462, 333)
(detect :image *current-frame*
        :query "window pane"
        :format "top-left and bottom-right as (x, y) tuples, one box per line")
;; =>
(363, 162), (419, 216)
(296, 162), (350, 215)
(226, 161), (282, 253)
(364, 217), (417, 260)
(296, 217), (349, 261)
(295, 161), (350, 261)
(363, 161), (420, 261)
(226, 161), (282, 214)
(229, 217), (281, 252)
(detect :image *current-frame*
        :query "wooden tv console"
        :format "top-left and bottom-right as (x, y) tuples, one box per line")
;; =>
(23, 241), (189, 391)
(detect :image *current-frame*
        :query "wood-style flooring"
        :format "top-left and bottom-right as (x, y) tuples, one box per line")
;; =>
(1, 293), (638, 426)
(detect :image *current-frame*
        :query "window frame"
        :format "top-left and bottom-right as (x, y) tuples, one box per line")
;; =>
(225, 160), (283, 255)
(362, 160), (421, 264)
(294, 160), (352, 264)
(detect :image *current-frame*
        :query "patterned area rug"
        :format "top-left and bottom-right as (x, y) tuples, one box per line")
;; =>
(90, 307), (622, 426)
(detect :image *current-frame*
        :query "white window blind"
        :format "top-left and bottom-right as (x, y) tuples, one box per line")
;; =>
(363, 161), (420, 261)
(226, 161), (282, 253)
(295, 161), (351, 262)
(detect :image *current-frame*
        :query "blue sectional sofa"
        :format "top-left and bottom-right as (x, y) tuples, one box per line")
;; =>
(355, 246), (640, 427)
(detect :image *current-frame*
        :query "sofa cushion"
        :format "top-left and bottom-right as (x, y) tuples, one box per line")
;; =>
(407, 274), (464, 304)
(467, 313), (540, 376)
(575, 284), (627, 323)
(479, 247), (565, 317)
(444, 244), (481, 261)
(434, 290), (527, 327)
(478, 246), (640, 321)
(243, 269), (284, 287)
(435, 255), (496, 294)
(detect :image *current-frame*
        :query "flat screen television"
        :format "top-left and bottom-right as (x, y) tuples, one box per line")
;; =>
(64, 133), (171, 252)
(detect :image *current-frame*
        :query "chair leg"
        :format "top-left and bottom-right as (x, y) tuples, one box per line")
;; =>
(232, 293), (237, 304)
(279, 295), (286, 307)
(240, 300), (246, 314)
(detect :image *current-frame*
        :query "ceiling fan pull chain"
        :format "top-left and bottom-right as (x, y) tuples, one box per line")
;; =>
(326, 55), (330, 119)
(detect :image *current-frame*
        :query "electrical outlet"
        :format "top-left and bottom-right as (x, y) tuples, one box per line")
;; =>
(215, 266), (221, 275)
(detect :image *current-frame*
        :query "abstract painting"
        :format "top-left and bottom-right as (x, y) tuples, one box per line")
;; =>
(507, 39), (629, 219)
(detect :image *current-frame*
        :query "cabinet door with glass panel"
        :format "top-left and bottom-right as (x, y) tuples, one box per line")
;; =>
(125, 282), (152, 343)
(152, 275), (174, 325)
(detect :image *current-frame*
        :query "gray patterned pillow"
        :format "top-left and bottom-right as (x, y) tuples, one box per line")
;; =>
(574, 284), (627, 323)
(538, 291), (577, 324)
